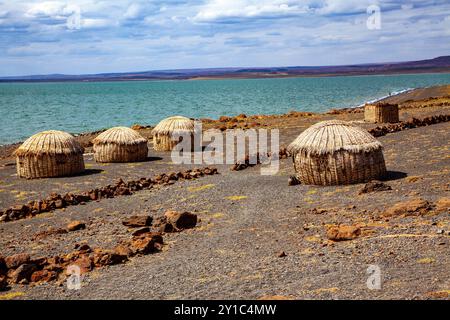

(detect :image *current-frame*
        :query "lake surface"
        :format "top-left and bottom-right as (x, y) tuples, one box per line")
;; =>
(1, 72), (450, 145)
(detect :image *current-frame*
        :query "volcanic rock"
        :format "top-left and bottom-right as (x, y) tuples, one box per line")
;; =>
(122, 215), (153, 228)
(164, 211), (197, 230)
(30, 270), (57, 283)
(92, 249), (128, 267)
(67, 221), (86, 232)
(130, 232), (163, 255)
(358, 181), (392, 194)
(383, 198), (431, 216)
(435, 197), (450, 213)
(327, 225), (361, 241)
(5, 253), (31, 269)
(10, 263), (37, 284)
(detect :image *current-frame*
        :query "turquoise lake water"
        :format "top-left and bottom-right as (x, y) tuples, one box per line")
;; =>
(1, 72), (450, 145)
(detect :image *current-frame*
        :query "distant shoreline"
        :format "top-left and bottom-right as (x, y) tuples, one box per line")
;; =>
(1, 55), (449, 83)
(1, 69), (450, 84)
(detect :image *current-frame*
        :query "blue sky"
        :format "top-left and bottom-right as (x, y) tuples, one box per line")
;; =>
(0, 0), (449, 76)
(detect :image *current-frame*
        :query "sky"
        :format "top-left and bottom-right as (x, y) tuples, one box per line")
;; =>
(0, 0), (449, 76)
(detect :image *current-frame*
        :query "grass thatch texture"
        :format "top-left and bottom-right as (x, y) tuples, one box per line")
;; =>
(93, 127), (148, 163)
(15, 130), (85, 179)
(288, 120), (386, 185)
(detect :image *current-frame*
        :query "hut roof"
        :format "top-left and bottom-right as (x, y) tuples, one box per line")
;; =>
(287, 120), (382, 156)
(92, 127), (147, 146)
(14, 130), (84, 156)
(152, 116), (195, 135)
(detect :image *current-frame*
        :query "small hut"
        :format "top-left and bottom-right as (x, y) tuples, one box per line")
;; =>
(15, 130), (85, 179)
(365, 103), (399, 123)
(92, 127), (148, 163)
(287, 120), (386, 185)
(152, 116), (195, 151)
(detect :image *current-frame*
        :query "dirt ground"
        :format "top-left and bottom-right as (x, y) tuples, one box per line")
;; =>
(0, 87), (449, 300)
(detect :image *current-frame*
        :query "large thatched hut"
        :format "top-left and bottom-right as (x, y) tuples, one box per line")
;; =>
(287, 120), (386, 185)
(365, 103), (399, 123)
(15, 130), (85, 179)
(92, 127), (148, 163)
(152, 116), (195, 151)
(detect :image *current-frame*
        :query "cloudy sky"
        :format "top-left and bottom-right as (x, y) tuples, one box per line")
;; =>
(0, 0), (449, 76)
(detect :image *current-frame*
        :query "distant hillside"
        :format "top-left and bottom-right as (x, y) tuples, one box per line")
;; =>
(1, 56), (450, 82)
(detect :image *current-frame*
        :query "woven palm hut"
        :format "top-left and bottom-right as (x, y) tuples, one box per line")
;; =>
(15, 130), (85, 179)
(365, 103), (399, 123)
(92, 127), (148, 163)
(287, 120), (386, 185)
(152, 116), (195, 151)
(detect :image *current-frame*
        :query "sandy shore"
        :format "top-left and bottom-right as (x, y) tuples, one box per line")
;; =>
(0, 85), (449, 300)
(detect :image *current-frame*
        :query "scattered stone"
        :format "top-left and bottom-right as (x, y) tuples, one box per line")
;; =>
(326, 225), (361, 241)
(122, 215), (152, 228)
(5, 253), (30, 269)
(33, 228), (68, 240)
(369, 115), (450, 138)
(30, 270), (57, 283)
(435, 197), (450, 213)
(0, 167), (219, 223)
(358, 181), (392, 194)
(131, 227), (151, 236)
(383, 198), (431, 217)
(67, 221), (86, 232)
(114, 244), (133, 257)
(164, 211), (197, 230)
(92, 249), (128, 267)
(72, 256), (93, 274)
(277, 251), (287, 258)
(130, 232), (163, 255)
(10, 263), (37, 284)
(288, 175), (301, 186)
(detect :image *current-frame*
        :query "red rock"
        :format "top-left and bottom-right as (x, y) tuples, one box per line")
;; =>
(383, 198), (431, 216)
(131, 227), (151, 236)
(5, 253), (31, 269)
(30, 270), (57, 283)
(164, 211), (197, 230)
(10, 263), (37, 283)
(92, 249), (127, 267)
(77, 244), (92, 254)
(71, 255), (93, 274)
(327, 225), (361, 241)
(219, 116), (232, 122)
(130, 233), (163, 255)
(435, 197), (450, 213)
(67, 221), (86, 232)
(33, 228), (68, 240)
(122, 215), (152, 228)
(114, 245), (133, 257)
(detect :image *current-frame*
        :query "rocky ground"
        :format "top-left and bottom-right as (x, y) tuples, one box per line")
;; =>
(0, 86), (449, 300)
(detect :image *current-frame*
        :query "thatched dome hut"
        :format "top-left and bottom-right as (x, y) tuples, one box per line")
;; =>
(152, 116), (195, 151)
(287, 120), (386, 185)
(92, 127), (148, 163)
(365, 103), (399, 123)
(15, 130), (85, 179)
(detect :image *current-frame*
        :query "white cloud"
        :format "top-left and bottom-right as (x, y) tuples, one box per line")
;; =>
(26, 1), (68, 18)
(124, 2), (142, 19)
(194, 0), (309, 22)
